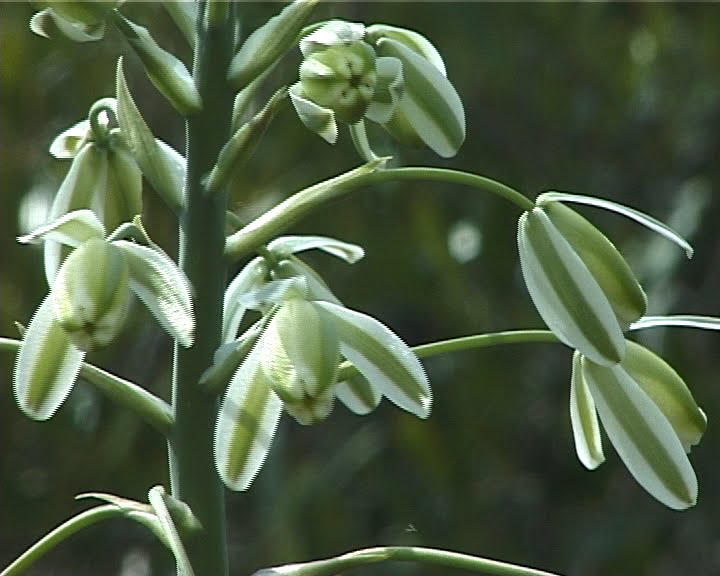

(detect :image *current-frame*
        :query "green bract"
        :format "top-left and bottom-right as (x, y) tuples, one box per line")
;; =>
(572, 342), (706, 510)
(14, 210), (194, 421)
(213, 235), (430, 491)
(518, 203), (645, 366)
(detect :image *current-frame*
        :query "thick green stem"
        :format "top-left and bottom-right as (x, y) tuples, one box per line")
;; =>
(225, 166), (534, 262)
(169, 4), (235, 576)
(255, 546), (562, 576)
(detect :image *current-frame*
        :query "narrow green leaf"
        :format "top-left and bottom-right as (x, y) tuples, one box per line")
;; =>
(267, 235), (365, 263)
(582, 357), (698, 510)
(376, 37), (464, 158)
(13, 296), (85, 420)
(113, 240), (195, 348)
(315, 301), (431, 418)
(518, 209), (625, 366)
(113, 14), (201, 115)
(214, 346), (284, 491)
(536, 192), (694, 258)
(116, 58), (185, 212)
(622, 341), (706, 452)
(228, 0), (319, 88)
(570, 351), (604, 470)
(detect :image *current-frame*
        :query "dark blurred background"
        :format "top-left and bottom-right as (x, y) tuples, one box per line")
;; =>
(2, 3), (720, 576)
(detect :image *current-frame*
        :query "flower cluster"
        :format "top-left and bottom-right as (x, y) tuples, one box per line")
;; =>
(518, 193), (705, 509)
(212, 236), (431, 490)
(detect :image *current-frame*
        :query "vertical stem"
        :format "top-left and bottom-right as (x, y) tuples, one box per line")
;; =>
(170, 3), (235, 576)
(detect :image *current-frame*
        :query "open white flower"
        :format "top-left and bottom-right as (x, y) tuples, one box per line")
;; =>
(14, 210), (194, 421)
(570, 341), (706, 510)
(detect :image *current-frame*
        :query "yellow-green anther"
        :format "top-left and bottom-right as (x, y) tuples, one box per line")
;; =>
(52, 238), (130, 351)
(300, 41), (378, 124)
(113, 14), (202, 116)
(543, 201), (647, 330)
(227, 0), (319, 88)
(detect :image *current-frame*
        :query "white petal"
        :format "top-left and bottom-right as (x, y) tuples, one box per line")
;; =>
(570, 351), (604, 470)
(366, 24), (446, 76)
(582, 357), (698, 510)
(300, 20), (365, 55)
(214, 346), (283, 491)
(335, 372), (381, 415)
(536, 192), (693, 258)
(49, 119), (91, 159)
(13, 296), (85, 420)
(271, 257), (342, 305)
(113, 240), (195, 348)
(630, 315), (720, 332)
(267, 235), (364, 263)
(223, 257), (268, 343)
(18, 209), (105, 247)
(517, 209), (625, 366)
(289, 83), (338, 144)
(315, 301), (431, 418)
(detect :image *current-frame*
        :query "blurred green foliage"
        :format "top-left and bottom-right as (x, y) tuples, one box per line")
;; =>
(2, 3), (720, 576)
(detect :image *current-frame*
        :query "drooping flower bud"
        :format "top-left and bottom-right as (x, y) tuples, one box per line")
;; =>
(52, 237), (130, 351)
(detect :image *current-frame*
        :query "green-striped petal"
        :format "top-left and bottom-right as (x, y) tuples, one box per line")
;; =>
(113, 240), (194, 348)
(267, 235), (365, 263)
(214, 345), (283, 491)
(315, 301), (431, 418)
(622, 341), (706, 453)
(335, 371), (381, 415)
(517, 208), (625, 366)
(582, 356), (698, 510)
(366, 23), (446, 76)
(18, 209), (105, 247)
(542, 202), (646, 330)
(289, 83), (338, 144)
(13, 296), (85, 420)
(376, 37), (464, 158)
(271, 257), (342, 305)
(570, 351), (604, 470)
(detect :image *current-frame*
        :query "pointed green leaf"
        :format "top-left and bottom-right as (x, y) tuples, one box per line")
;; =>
(223, 257), (269, 342)
(543, 201), (646, 330)
(116, 58), (185, 212)
(228, 0), (319, 88)
(570, 351), (604, 470)
(366, 23), (446, 76)
(536, 192), (693, 258)
(582, 356), (698, 510)
(622, 341), (706, 452)
(113, 240), (195, 348)
(14, 296), (85, 420)
(376, 37), (464, 158)
(335, 371), (381, 415)
(315, 301), (431, 418)
(214, 345), (283, 491)
(162, 0), (196, 48)
(114, 14), (201, 115)
(517, 208), (625, 366)
(18, 209), (105, 247)
(267, 235), (365, 263)
(289, 83), (338, 144)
